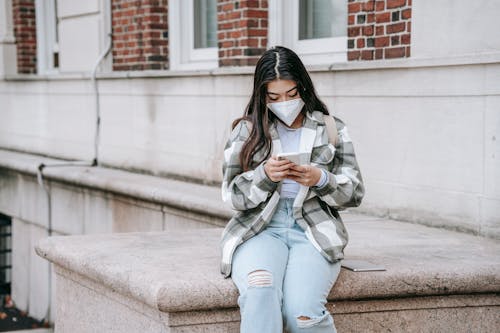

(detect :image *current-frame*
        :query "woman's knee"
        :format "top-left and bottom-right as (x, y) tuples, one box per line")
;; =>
(283, 301), (335, 332)
(238, 270), (283, 309)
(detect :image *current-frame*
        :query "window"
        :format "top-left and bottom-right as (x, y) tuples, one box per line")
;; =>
(34, 0), (111, 73)
(269, 0), (347, 64)
(35, 0), (59, 74)
(169, 0), (218, 70)
(194, 0), (217, 49)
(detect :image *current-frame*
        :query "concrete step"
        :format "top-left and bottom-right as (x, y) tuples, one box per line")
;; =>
(35, 216), (500, 332)
(0, 148), (232, 229)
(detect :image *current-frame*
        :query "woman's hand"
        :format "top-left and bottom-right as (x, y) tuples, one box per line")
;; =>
(264, 156), (295, 182)
(287, 164), (322, 187)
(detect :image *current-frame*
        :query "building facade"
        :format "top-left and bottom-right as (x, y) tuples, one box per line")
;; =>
(0, 0), (499, 322)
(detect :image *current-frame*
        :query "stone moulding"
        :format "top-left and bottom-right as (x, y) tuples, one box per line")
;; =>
(35, 223), (500, 332)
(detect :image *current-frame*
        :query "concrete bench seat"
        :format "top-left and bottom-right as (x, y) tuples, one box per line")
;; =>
(36, 217), (500, 333)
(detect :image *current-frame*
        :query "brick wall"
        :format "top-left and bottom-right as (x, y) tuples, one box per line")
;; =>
(347, 0), (411, 61)
(112, 0), (169, 71)
(217, 0), (268, 67)
(12, 0), (37, 74)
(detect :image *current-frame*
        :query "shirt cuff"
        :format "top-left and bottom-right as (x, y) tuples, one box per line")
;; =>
(314, 169), (328, 188)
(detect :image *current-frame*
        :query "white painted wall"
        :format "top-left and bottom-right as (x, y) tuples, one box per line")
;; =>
(1, 0), (499, 237)
(1, 60), (499, 238)
(412, 0), (500, 58)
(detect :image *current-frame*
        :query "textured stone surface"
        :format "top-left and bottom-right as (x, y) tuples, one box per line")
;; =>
(53, 264), (500, 333)
(333, 302), (499, 333)
(39, 220), (500, 333)
(36, 220), (500, 312)
(0, 149), (231, 225)
(11, 218), (30, 311)
(29, 223), (50, 320)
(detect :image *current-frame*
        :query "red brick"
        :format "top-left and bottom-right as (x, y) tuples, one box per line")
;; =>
(231, 30), (242, 38)
(218, 0), (269, 67)
(374, 36), (390, 47)
(229, 11), (242, 19)
(375, 1), (385, 11)
(385, 46), (405, 58)
(363, 25), (374, 36)
(363, 1), (374, 11)
(387, 0), (406, 9)
(348, 2), (361, 13)
(376, 26), (385, 35)
(348, 27), (361, 37)
(240, 19), (259, 28)
(221, 41), (234, 48)
(348, 15), (355, 25)
(231, 48), (243, 56)
(375, 12), (391, 23)
(13, 0), (37, 73)
(348, 50), (361, 61)
(244, 9), (267, 19)
(248, 28), (267, 37)
(221, 3), (233, 11)
(375, 48), (383, 59)
(219, 22), (233, 30)
(238, 39), (259, 47)
(402, 8), (412, 19)
(112, 0), (169, 71)
(401, 34), (411, 44)
(386, 22), (406, 33)
(357, 38), (365, 48)
(407, 21), (411, 32)
(367, 13), (375, 23)
(361, 50), (374, 60)
(406, 46), (411, 57)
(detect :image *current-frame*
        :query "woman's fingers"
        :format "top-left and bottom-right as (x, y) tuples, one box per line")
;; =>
(286, 165), (321, 186)
(289, 164), (307, 172)
(274, 161), (295, 171)
(266, 157), (320, 185)
(265, 157), (296, 182)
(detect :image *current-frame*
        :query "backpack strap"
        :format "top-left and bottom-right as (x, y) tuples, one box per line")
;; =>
(323, 114), (338, 147)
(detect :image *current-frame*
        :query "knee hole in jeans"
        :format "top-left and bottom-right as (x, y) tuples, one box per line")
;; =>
(247, 270), (273, 287)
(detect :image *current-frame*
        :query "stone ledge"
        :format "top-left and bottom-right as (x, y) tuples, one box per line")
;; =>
(35, 218), (500, 314)
(4, 51), (500, 82)
(0, 149), (232, 224)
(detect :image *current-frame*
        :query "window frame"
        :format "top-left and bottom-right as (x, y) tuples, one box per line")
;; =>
(35, 0), (59, 74)
(268, 0), (347, 65)
(169, 0), (218, 70)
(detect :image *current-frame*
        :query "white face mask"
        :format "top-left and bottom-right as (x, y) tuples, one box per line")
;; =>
(267, 98), (305, 127)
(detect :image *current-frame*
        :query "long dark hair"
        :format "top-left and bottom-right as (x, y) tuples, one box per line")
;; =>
(234, 46), (330, 171)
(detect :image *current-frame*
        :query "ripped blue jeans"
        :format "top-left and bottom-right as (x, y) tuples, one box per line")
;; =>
(231, 198), (341, 333)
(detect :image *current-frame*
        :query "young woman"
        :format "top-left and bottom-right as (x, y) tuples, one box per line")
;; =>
(220, 46), (364, 333)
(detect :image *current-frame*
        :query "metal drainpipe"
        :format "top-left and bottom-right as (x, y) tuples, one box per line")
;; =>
(36, 0), (113, 324)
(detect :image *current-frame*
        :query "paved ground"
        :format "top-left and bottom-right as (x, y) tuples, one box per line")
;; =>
(5, 328), (54, 333)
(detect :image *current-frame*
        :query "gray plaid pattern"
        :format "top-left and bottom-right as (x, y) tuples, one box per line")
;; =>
(220, 111), (365, 277)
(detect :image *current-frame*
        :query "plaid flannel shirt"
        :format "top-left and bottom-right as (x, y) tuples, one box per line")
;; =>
(220, 111), (365, 277)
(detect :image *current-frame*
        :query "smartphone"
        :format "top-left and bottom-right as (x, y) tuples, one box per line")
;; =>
(277, 152), (302, 165)
(341, 259), (386, 272)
